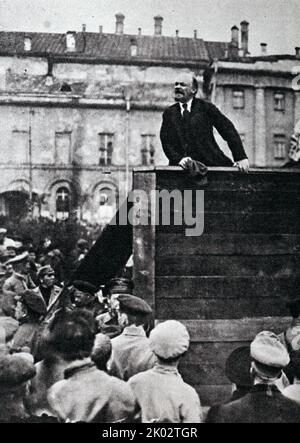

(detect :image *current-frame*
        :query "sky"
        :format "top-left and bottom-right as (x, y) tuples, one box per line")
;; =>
(0, 0), (299, 55)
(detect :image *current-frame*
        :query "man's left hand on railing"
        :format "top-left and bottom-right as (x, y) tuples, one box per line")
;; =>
(234, 158), (250, 174)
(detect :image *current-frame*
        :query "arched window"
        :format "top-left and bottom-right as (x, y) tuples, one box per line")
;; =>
(56, 186), (70, 220)
(95, 186), (117, 225)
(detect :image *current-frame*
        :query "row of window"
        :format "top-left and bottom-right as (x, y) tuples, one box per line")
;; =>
(239, 132), (288, 160)
(232, 90), (286, 111)
(7, 132), (156, 166)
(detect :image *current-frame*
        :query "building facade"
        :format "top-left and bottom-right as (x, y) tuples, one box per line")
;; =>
(0, 16), (299, 223)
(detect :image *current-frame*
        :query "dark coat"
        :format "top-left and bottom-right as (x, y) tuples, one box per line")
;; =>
(206, 385), (300, 423)
(160, 98), (247, 166)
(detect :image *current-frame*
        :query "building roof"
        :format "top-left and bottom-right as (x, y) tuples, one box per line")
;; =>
(0, 31), (216, 63)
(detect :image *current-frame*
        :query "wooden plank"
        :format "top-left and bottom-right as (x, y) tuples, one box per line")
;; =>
(194, 385), (232, 407)
(179, 342), (248, 385)
(156, 317), (291, 342)
(156, 255), (300, 277)
(133, 172), (156, 312)
(156, 234), (300, 256)
(156, 298), (288, 319)
(156, 211), (300, 234)
(156, 276), (300, 299)
(156, 171), (300, 192)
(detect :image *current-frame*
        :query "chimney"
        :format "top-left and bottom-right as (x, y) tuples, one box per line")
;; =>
(66, 31), (76, 52)
(130, 38), (137, 57)
(175, 30), (179, 38)
(115, 13), (125, 34)
(295, 47), (300, 57)
(260, 42), (267, 55)
(138, 27), (142, 36)
(240, 20), (249, 56)
(99, 25), (103, 34)
(231, 25), (239, 47)
(154, 15), (163, 36)
(194, 30), (197, 39)
(82, 24), (86, 32)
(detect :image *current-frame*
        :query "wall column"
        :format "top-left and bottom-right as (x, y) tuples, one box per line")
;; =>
(254, 87), (267, 167)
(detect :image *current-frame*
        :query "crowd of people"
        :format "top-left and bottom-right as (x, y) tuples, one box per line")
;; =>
(0, 226), (300, 423)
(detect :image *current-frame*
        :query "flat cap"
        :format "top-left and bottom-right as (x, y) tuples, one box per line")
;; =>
(251, 331), (290, 369)
(149, 320), (190, 359)
(4, 251), (29, 266)
(0, 228), (7, 234)
(73, 280), (97, 294)
(17, 290), (47, 316)
(0, 352), (36, 388)
(109, 278), (134, 295)
(225, 346), (252, 388)
(118, 294), (152, 315)
(37, 265), (55, 280)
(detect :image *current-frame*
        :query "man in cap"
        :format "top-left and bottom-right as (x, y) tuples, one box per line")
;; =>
(72, 280), (104, 318)
(0, 351), (36, 422)
(47, 310), (139, 423)
(2, 251), (36, 318)
(109, 294), (156, 381)
(37, 265), (61, 308)
(128, 320), (203, 423)
(224, 346), (253, 402)
(11, 289), (47, 356)
(207, 331), (300, 423)
(97, 278), (133, 338)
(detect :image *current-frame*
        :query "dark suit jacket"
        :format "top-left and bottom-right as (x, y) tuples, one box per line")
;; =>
(160, 98), (247, 166)
(206, 385), (300, 424)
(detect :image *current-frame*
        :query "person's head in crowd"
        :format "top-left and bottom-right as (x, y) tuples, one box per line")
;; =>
(15, 290), (47, 323)
(107, 278), (134, 315)
(5, 251), (30, 276)
(72, 280), (97, 308)
(28, 248), (37, 264)
(37, 265), (55, 289)
(0, 352), (36, 421)
(6, 246), (17, 258)
(0, 228), (7, 244)
(42, 237), (52, 250)
(117, 294), (152, 328)
(149, 320), (190, 367)
(225, 346), (252, 398)
(250, 331), (290, 386)
(91, 333), (112, 371)
(76, 238), (88, 252)
(5, 262), (14, 277)
(45, 309), (97, 362)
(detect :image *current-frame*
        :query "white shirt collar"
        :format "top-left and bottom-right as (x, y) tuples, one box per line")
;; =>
(179, 98), (193, 115)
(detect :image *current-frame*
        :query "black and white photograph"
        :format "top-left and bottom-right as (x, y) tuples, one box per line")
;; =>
(0, 0), (299, 426)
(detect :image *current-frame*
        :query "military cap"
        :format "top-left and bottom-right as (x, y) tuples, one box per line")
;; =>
(108, 278), (134, 295)
(0, 352), (36, 390)
(37, 265), (55, 280)
(4, 250), (29, 266)
(118, 294), (152, 315)
(72, 280), (98, 294)
(149, 320), (190, 359)
(225, 346), (252, 388)
(16, 289), (47, 316)
(251, 331), (290, 369)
